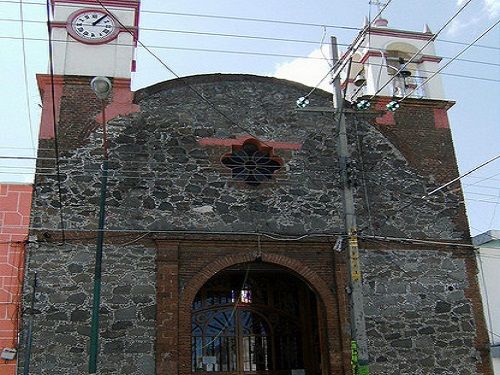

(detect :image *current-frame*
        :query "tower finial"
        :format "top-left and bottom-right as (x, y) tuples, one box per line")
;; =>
(370, 0), (388, 15)
(423, 23), (432, 33)
(369, 0), (389, 27)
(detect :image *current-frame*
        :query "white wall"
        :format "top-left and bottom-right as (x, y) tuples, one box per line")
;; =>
(475, 232), (500, 374)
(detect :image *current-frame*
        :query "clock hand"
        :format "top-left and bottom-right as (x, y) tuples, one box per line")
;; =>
(92, 14), (108, 26)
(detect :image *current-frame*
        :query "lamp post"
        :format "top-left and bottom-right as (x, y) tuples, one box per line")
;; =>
(88, 76), (112, 375)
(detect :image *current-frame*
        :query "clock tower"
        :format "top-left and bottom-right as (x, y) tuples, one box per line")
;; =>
(37, 0), (140, 144)
(49, 0), (140, 78)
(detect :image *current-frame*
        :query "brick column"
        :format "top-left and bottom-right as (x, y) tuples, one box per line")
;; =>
(156, 241), (180, 374)
(0, 184), (32, 375)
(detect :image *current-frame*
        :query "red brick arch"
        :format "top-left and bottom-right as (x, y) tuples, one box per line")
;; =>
(177, 251), (347, 375)
(181, 251), (336, 309)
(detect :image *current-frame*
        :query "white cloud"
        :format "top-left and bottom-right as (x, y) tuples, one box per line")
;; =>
(447, 17), (481, 36)
(273, 47), (333, 93)
(449, 0), (500, 35)
(484, 0), (500, 17)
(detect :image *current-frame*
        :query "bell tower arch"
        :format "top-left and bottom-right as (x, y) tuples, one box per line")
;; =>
(344, 17), (445, 101)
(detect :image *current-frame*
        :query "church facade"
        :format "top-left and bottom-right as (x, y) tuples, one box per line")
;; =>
(11, 1), (493, 374)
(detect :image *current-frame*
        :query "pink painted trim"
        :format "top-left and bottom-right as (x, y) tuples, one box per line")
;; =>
(94, 79), (139, 123)
(51, 0), (139, 8)
(359, 50), (386, 64)
(52, 21), (138, 43)
(358, 51), (442, 65)
(37, 74), (64, 140)
(433, 108), (450, 129)
(341, 78), (354, 89)
(419, 55), (442, 63)
(374, 99), (395, 126)
(369, 28), (435, 41)
(199, 137), (302, 151)
(133, 0), (140, 45)
(374, 18), (388, 27)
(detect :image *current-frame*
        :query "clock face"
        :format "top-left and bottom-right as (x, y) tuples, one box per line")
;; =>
(67, 9), (119, 44)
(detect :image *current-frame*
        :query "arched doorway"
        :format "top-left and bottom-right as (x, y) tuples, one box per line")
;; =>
(191, 262), (324, 375)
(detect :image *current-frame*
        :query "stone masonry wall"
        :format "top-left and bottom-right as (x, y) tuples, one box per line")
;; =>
(17, 242), (156, 375)
(361, 247), (489, 375)
(21, 74), (485, 374)
(30, 75), (466, 240)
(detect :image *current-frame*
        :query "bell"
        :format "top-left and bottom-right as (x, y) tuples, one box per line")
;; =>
(398, 58), (412, 77)
(354, 72), (366, 87)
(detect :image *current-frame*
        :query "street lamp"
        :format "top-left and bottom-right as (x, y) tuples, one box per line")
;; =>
(88, 76), (112, 375)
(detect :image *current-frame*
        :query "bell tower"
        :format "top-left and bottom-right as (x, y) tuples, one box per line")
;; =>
(344, 17), (445, 101)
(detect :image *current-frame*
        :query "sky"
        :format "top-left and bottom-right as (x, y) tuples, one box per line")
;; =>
(0, 0), (499, 237)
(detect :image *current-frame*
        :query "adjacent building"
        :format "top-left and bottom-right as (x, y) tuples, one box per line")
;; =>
(474, 230), (500, 374)
(0, 184), (32, 375)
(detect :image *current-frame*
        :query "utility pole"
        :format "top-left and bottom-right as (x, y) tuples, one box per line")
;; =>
(331, 36), (370, 375)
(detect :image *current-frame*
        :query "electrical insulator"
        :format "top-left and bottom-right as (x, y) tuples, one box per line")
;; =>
(355, 99), (371, 110)
(296, 96), (310, 108)
(386, 100), (400, 112)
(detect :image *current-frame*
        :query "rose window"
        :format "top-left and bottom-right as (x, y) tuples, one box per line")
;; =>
(221, 141), (282, 186)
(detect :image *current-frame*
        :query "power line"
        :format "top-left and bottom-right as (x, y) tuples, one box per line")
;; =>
(465, 198), (500, 205)
(463, 174), (500, 182)
(464, 191), (500, 199)
(425, 155), (500, 198)
(18, 0), (36, 155)
(1, 0), (499, 50)
(5, 18), (500, 68)
(369, 0), (474, 100)
(93, 0), (280, 151)
(0, 223), (483, 249)
(45, 0), (66, 243)
(0, 155), (498, 177)
(0, 1), (360, 30)
(2, 34), (499, 83)
(462, 183), (500, 191)
(299, 0), (395, 102)
(401, 18), (500, 101)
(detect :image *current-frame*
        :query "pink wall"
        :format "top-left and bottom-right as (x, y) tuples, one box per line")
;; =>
(0, 184), (32, 374)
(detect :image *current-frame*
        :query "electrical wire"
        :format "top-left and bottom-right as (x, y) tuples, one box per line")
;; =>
(1, 224), (485, 249)
(295, 0), (394, 101)
(369, 0), (474, 100)
(95, 0), (277, 150)
(384, 155), (500, 216)
(45, 0), (65, 243)
(487, 191), (500, 228)
(18, 0), (36, 155)
(1, 1), (499, 50)
(426, 155), (500, 198)
(4, 18), (500, 68)
(0, 1), (360, 30)
(1, 34), (499, 83)
(465, 198), (500, 205)
(464, 191), (500, 199)
(401, 18), (500, 101)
